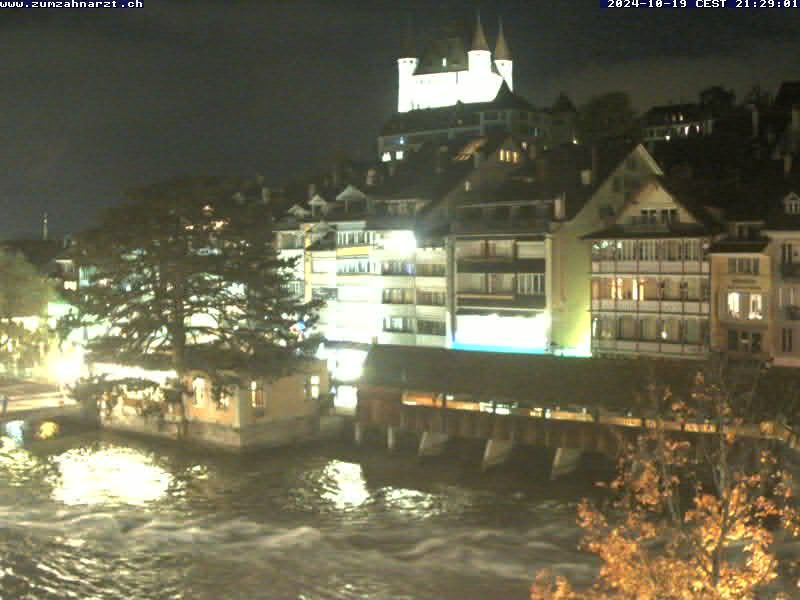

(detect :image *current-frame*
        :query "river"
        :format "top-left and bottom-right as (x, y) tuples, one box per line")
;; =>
(0, 420), (610, 600)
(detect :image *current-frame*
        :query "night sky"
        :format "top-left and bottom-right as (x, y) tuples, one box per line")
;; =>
(1, 0), (799, 239)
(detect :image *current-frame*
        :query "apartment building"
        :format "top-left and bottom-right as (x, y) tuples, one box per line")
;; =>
(587, 177), (718, 359)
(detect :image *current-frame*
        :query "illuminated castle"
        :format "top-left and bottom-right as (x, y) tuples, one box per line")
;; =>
(397, 15), (513, 113)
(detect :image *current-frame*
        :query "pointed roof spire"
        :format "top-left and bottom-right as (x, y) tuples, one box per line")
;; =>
(471, 12), (489, 52)
(400, 16), (416, 59)
(494, 16), (511, 61)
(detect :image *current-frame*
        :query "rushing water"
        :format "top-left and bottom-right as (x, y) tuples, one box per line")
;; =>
(0, 421), (611, 600)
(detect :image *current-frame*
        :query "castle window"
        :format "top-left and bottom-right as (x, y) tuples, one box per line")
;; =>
(442, 57), (447, 67)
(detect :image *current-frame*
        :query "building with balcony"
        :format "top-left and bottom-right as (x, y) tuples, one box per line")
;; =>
(587, 177), (720, 359)
(446, 139), (660, 356)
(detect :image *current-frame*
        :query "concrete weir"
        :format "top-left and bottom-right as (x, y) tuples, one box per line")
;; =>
(418, 431), (449, 457)
(550, 447), (583, 480)
(482, 439), (514, 470)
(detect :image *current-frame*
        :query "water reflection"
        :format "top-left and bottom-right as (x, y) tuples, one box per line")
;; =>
(320, 460), (370, 509)
(51, 447), (172, 506)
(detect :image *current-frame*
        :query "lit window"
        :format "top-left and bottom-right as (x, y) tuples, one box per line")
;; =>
(464, 180), (472, 192)
(749, 294), (763, 320)
(727, 292), (741, 319)
(442, 57), (447, 67)
(250, 380), (265, 415)
(192, 378), (206, 407)
(395, 150), (404, 160)
(381, 152), (392, 162)
(307, 375), (321, 400)
(63, 281), (77, 291)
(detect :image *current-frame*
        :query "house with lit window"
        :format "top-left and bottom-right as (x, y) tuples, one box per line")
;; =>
(586, 177), (721, 359)
(760, 184), (800, 367)
(643, 103), (715, 144)
(446, 139), (661, 356)
(99, 360), (330, 449)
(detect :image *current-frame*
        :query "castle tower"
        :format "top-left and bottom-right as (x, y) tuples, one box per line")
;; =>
(494, 17), (513, 90)
(397, 18), (419, 113)
(467, 13), (491, 76)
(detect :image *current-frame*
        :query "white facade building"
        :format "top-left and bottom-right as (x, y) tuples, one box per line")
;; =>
(397, 16), (513, 113)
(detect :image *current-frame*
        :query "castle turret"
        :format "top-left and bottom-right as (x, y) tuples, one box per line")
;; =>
(494, 17), (513, 90)
(467, 13), (491, 76)
(397, 18), (419, 113)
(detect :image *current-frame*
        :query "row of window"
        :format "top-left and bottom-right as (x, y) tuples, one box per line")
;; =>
(592, 239), (703, 262)
(728, 257), (760, 275)
(192, 376), (321, 415)
(593, 277), (709, 302)
(337, 231), (374, 247)
(382, 316), (446, 336)
(592, 316), (708, 345)
(457, 273), (546, 296)
(726, 292), (764, 321)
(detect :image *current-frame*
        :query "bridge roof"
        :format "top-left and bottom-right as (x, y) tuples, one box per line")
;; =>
(360, 346), (698, 411)
(360, 346), (800, 420)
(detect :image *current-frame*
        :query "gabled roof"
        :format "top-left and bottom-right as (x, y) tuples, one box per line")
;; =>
(774, 81), (800, 111)
(551, 92), (577, 114)
(582, 176), (723, 240)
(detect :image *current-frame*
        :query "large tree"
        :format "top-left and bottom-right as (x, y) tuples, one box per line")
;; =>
(576, 92), (640, 146)
(0, 251), (53, 375)
(61, 176), (321, 390)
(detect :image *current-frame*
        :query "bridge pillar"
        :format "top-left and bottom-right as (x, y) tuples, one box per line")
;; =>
(551, 447), (582, 480)
(387, 426), (397, 451)
(418, 431), (449, 457)
(482, 439), (514, 471)
(354, 423), (364, 446)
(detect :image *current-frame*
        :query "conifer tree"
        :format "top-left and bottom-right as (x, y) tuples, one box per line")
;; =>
(61, 177), (321, 390)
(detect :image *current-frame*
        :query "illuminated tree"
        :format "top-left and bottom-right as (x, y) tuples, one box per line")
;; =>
(60, 177), (321, 392)
(0, 251), (53, 376)
(532, 364), (800, 600)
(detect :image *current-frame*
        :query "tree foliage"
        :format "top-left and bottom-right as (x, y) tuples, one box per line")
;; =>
(532, 365), (800, 600)
(0, 250), (53, 374)
(577, 92), (640, 146)
(60, 176), (321, 387)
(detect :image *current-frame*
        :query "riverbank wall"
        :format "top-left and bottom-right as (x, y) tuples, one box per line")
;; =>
(98, 410), (351, 451)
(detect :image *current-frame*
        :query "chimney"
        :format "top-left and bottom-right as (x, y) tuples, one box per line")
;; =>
(307, 183), (316, 201)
